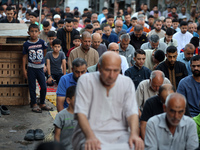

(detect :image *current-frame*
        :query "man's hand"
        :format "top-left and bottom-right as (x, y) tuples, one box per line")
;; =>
(23, 70), (27, 79)
(85, 136), (101, 150)
(128, 134), (144, 150)
(43, 66), (47, 73)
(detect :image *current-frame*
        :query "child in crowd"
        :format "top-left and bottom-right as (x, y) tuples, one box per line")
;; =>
(160, 27), (178, 47)
(66, 35), (81, 57)
(127, 17), (137, 33)
(102, 24), (119, 43)
(47, 31), (57, 52)
(52, 14), (61, 29)
(57, 19), (64, 30)
(172, 19), (180, 32)
(39, 21), (50, 43)
(73, 19), (82, 31)
(54, 85), (77, 150)
(46, 39), (66, 86)
(29, 12), (43, 30)
(23, 11), (30, 23)
(22, 24), (52, 113)
(92, 20), (100, 29)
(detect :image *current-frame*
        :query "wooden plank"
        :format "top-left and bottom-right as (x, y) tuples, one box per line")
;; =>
(0, 96), (30, 105)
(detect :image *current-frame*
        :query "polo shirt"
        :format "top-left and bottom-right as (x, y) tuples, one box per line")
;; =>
(56, 73), (77, 108)
(125, 65), (151, 89)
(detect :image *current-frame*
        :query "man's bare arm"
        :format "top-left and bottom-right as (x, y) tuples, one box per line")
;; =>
(140, 121), (147, 140)
(56, 96), (65, 112)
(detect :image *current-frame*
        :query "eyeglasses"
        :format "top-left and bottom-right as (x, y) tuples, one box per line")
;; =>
(116, 26), (122, 28)
(111, 49), (119, 52)
(103, 30), (110, 33)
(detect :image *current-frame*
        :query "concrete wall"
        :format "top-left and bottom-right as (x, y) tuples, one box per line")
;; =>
(64, 0), (89, 14)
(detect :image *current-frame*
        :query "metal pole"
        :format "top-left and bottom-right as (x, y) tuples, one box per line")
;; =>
(16, 0), (19, 23)
(38, 0), (43, 31)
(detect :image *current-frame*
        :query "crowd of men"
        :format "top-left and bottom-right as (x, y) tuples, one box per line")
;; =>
(1, 1), (200, 150)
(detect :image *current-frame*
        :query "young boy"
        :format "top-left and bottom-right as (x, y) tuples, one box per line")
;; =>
(66, 35), (81, 57)
(73, 19), (82, 31)
(29, 12), (43, 30)
(172, 18), (180, 32)
(22, 24), (52, 112)
(92, 20), (100, 29)
(39, 21), (50, 43)
(47, 31), (57, 52)
(127, 17), (137, 33)
(102, 24), (119, 43)
(46, 39), (66, 86)
(57, 19), (64, 30)
(54, 85), (77, 150)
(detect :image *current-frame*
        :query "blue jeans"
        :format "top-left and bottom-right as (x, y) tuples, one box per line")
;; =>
(27, 67), (46, 106)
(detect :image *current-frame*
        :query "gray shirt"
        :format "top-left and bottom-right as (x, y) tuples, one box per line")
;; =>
(148, 29), (166, 39)
(46, 51), (66, 75)
(92, 44), (107, 57)
(145, 113), (198, 150)
(54, 109), (78, 150)
(118, 43), (135, 67)
(140, 42), (168, 54)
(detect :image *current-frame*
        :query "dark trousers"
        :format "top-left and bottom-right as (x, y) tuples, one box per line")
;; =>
(27, 67), (47, 105)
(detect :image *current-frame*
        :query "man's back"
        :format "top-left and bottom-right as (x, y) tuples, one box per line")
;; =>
(129, 32), (148, 50)
(140, 42), (167, 53)
(148, 29), (166, 39)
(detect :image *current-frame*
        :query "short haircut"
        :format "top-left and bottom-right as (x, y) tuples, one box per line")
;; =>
(65, 18), (72, 23)
(166, 28), (174, 35)
(81, 31), (91, 39)
(74, 15), (80, 18)
(84, 18), (91, 23)
(166, 46), (177, 53)
(93, 28), (102, 32)
(165, 93), (186, 107)
(29, 12), (37, 18)
(102, 7), (108, 11)
(134, 49), (146, 57)
(180, 21), (188, 27)
(84, 8), (88, 11)
(58, 19), (64, 24)
(43, 21), (50, 27)
(154, 19), (162, 24)
(131, 17), (137, 21)
(149, 34), (159, 43)
(73, 19), (78, 23)
(148, 15), (154, 19)
(190, 37), (199, 48)
(154, 10), (159, 14)
(165, 17), (172, 22)
(184, 43), (195, 51)
(124, 13), (130, 17)
(66, 86), (76, 99)
(47, 31), (57, 37)
(92, 20), (100, 24)
(150, 70), (165, 80)
(158, 84), (175, 95)
(154, 50), (165, 62)
(172, 6), (177, 9)
(52, 39), (61, 46)
(82, 13), (87, 18)
(103, 24), (111, 29)
(190, 55), (200, 64)
(6, 6), (12, 11)
(134, 24), (143, 32)
(28, 24), (39, 31)
(85, 24), (93, 29)
(72, 58), (87, 68)
(172, 19), (179, 23)
(107, 14), (114, 19)
(22, 7), (26, 11)
(74, 35), (81, 40)
(120, 33), (130, 41)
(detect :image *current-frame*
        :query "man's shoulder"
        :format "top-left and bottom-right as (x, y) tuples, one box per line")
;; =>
(138, 79), (149, 87)
(176, 60), (187, 67)
(57, 28), (65, 33)
(60, 73), (74, 81)
(179, 75), (192, 84)
(146, 95), (160, 105)
(147, 113), (165, 125)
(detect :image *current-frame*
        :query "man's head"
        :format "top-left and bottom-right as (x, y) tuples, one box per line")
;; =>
(92, 33), (101, 50)
(149, 34), (160, 49)
(52, 39), (62, 53)
(73, 35), (81, 47)
(81, 31), (92, 51)
(103, 24), (112, 36)
(134, 49), (146, 69)
(171, 6), (177, 14)
(165, 28), (174, 43)
(115, 20), (123, 33)
(65, 6), (70, 13)
(53, 14), (61, 24)
(92, 20), (100, 29)
(166, 46), (178, 66)
(66, 85), (76, 110)
(91, 13), (98, 22)
(181, 6), (186, 15)
(5, 6), (14, 21)
(107, 42), (119, 54)
(153, 10), (159, 19)
(94, 28), (103, 38)
(72, 58), (87, 81)
(98, 51), (121, 88)
(29, 12), (37, 24)
(153, 50), (165, 64)
(158, 84), (175, 104)
(131, 17), (137, 27)
(180, 21), (188, 34)
(148, 15), (154, 26)
(120, 33), (130, 51)
(43, 21), (50, 35)
(57, 19), (64, 29)
(85, 24), (93, 34)
(193, 23), (197, 32)
(64, 18), (73, 31)
(124, 14), (131, 24)
(150, 70), (165, 92)
(190, 55), (200, 77)
(188, 22), (194, 34)
(47, 31), (57, 45)
(143, 3), (148, 11)
(184, 43), (195, 61)
(154, 20), (162, 32)
(164, 93), (186, 127)
(102, 7), (108, 15)
(172, 19), (179, 29)
(107, 14), (114, 26)
(134, 24), (143, 38)
(84, 18), (91, 26)
(190, 37), (199, 49)
(28, 24), (40, 40)
(165, 17), (172, 28)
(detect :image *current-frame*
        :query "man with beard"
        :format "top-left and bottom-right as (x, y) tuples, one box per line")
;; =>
(177, 55), (200, 117)
(173, 21), (193, 54)
(148, 19), (166, 39)
(56, 58), (87, 112)
(155, 46), (188, 89)
(68, 31), (99, 73)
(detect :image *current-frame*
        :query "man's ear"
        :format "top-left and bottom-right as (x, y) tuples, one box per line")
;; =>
(66, 97), (71, 105)
(133, 57), (136, 61)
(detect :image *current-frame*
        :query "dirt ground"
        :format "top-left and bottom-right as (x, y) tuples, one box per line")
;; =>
(0, 101), (56, 150)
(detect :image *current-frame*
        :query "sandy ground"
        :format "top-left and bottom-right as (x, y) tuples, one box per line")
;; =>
(0, 100), (56, 150)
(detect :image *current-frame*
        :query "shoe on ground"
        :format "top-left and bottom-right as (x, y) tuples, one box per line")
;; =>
(0, 105), (10, 115)
(34, 129), (45, 140)
(24, 129), (35, 141)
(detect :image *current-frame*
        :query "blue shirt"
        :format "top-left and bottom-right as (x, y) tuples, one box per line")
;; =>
(177, 75), (200, 117)
(126, 26), (132, 33)
(102, 33), (119, 43)
(125, 65), (151, 89)
(23, 39), (48, 68)
(193, 32), (199, 38)
(177, 53), (192, 75)
(98, 13), (105, 22)
(56, 73), (77, 108)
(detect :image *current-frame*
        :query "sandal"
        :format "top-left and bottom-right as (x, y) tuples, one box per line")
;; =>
(34, 129), (45, 140)
(41, 106), (53, 111)
(24, 129), (35, 141)
(32, 106), (42, 113)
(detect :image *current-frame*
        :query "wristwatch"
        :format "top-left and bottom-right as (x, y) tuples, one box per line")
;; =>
(48, 75), (51, 78)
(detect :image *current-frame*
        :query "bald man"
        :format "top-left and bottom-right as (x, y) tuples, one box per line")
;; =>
(107, 42), (129, 75)
(68, 31), (99, 73)
(113, 20), (127, 37)
(91, 33), (107, 57)
(72, 51), (144, 150)
(145, 93), (198, 150)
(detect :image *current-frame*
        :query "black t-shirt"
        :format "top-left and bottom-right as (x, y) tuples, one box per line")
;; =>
(141, 95), (191, 121)
(129, 32), (148, 50)
(0, 17), (20, 23)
